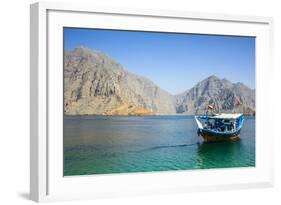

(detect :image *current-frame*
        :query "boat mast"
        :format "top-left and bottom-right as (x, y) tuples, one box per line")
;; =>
(233, 97), (242, 113)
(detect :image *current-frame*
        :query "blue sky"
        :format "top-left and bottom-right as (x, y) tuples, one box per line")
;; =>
(64, 27), (255, 94)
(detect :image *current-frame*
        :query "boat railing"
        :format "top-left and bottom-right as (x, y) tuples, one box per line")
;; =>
(196, 114), (244, 134)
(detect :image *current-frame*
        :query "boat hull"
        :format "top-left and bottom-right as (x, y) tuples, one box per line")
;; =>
(198, 129), (240, 142)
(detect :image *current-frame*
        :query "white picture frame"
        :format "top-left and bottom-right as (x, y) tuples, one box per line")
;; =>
(30, 2), (274, 202)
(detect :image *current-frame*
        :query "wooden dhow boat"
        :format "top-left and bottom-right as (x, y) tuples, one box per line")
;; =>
(195, 113), (244, 142)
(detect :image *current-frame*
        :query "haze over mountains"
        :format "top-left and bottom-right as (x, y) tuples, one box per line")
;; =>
(64, 47), (255, 115)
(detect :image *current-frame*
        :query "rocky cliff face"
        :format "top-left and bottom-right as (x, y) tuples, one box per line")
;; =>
(175, 75), (255, 115)
(64, 47), (176, 115)
(64, 47), (255, 116)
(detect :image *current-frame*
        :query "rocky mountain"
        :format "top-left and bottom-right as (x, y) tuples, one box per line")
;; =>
(64, 47), (176, 115)
(64, 47), (255, 116)
(175, 75), (255, 115)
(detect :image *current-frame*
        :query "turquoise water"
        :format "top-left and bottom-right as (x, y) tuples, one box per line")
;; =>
(64, 116), (255, 176)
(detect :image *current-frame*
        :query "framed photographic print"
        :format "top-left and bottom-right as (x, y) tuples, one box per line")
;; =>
(30, 2), (274, 202)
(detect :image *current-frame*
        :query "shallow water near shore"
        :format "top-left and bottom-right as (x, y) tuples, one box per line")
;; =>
(63, 115), (255, 176)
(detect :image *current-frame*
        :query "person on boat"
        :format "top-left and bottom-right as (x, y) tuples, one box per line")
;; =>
(216, 119), (223, 132)
(207, 121), (212, 129)
(230, 121), (234, 131)
(204, 121), (208, 129)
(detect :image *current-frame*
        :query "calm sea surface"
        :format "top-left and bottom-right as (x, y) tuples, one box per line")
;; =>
(64, 115), (255, 176)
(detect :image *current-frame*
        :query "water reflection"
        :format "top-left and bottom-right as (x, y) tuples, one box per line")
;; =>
(195, 139), (242, 169)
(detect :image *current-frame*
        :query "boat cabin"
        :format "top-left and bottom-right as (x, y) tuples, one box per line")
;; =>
(197, 113), (243, 133)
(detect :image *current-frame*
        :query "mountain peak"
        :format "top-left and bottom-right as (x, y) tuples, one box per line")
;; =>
(72, 46), (101, 55)
(175, 75), (255, 115)
(235, 82), (247, 87)
(207, 75), (220, 80)
(64, 47), (176, 115)
(199, 75), (222, 85)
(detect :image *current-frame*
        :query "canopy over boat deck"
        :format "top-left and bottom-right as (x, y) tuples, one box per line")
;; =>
(208, 113), (243, 119)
